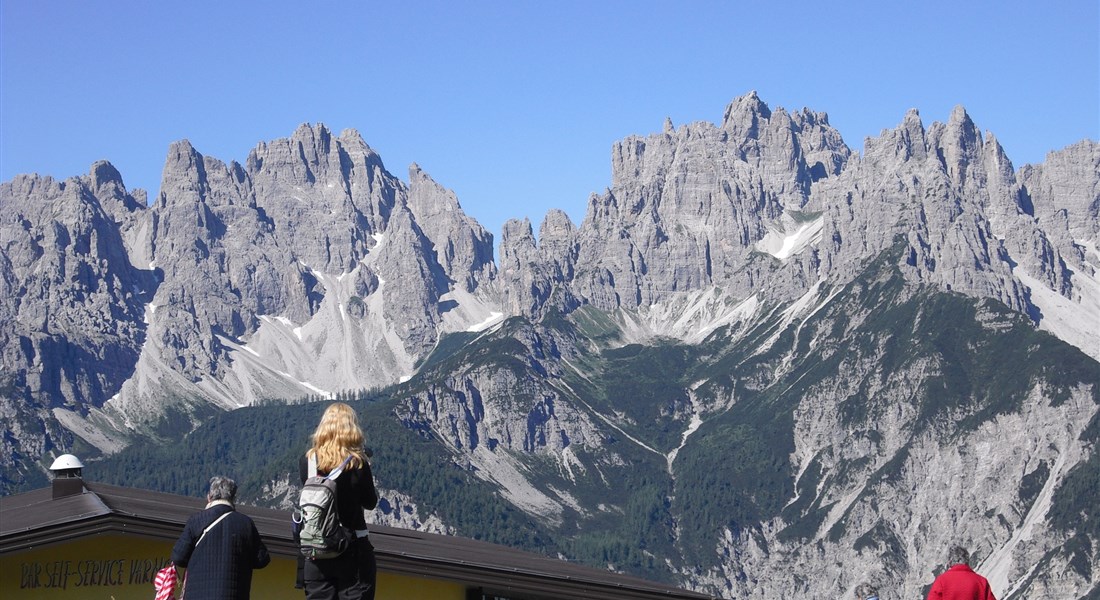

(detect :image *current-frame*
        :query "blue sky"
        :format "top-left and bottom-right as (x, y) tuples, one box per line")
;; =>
(2, 1), (1097, 239)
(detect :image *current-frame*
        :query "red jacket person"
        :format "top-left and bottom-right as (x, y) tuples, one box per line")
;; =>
(927, 546), (996, 600)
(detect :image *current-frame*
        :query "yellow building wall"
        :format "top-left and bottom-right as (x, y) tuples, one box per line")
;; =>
(1, 533), (464, 600)
(376, 572), (466, 600)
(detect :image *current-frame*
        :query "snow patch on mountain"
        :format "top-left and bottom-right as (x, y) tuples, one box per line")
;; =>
(257, 315), (303, 342)
(621, 288), (762, 344)
(467, 311), (504, 332)
(436, 287), (503, 333)
(558, 446), (587, 482)
(756, 213), (824, 260)
(666, 408), (703, 474)
(143, 303), (158, 325)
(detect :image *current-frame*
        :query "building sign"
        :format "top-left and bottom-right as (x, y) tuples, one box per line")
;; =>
(19, 554), (170, 590)
(3, 534), (175, 599)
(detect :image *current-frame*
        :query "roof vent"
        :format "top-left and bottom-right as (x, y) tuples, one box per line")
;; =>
(49, 453), (85, 499)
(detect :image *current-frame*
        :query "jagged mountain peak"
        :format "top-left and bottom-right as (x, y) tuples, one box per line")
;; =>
(160, 139), (204, 181)
(337, 127), (366, 143)
(89, 159), (124, 189)
(948, 103), (976, 129)
(901, 107), (924, 132)
(408, 162), (459, 211)
(720, 90), (772, 134)
(290, 121), (334, 147)
(791, 106), (832, 128)
(936, 104), (985, 182)
(406, 160), (496, 294)
(84, 161), (148, 233)
(539, 208), (576, 240)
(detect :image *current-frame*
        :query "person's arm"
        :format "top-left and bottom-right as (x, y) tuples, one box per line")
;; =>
(358, 460), (379, 510)
(170, 518), (198, 568)
(250, 520), (271, 569)
(926, 575), (944, 600)
(298, 454), (309, 484)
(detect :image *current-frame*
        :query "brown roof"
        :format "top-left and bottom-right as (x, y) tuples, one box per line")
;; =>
(1, 480), (712, 600)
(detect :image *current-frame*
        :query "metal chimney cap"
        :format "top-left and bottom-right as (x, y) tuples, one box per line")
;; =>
(49, 454), (84, 471)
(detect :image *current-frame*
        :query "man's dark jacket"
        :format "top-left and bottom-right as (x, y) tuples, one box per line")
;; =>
(171, 503), (271, 600)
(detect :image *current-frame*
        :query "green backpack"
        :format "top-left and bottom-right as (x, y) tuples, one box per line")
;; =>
(294, 454), (352, 559)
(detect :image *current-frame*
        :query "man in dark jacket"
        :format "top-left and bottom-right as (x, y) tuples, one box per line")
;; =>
(172, 476), (271, 600)
(927, 546), (997, 600)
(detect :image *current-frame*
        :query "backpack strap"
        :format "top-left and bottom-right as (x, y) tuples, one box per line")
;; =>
(196, 511), (232, 547)
(308, 453), (353, 480)
(327, 455), (353, 480)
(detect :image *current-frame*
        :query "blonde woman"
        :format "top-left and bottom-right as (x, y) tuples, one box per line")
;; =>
(298, 403), (379, 600)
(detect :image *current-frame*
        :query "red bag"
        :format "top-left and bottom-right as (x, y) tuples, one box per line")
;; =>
(153, 564), (178, 600)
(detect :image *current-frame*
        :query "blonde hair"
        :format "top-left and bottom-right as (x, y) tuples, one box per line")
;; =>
(308, 403), (365, 472)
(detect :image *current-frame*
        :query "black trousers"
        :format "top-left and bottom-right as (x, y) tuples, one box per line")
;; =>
(302, 537), (376, 600)
(356, 537), (377, 600)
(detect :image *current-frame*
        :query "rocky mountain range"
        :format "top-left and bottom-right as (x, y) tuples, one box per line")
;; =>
(2, 92), (1098, 598)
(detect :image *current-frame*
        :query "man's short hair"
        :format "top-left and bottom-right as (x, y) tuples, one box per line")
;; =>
(854, 582), (878, 598)
(948, 545), (970, 566)
(208, 476), (237, 502)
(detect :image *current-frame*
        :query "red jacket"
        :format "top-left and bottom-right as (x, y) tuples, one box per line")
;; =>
(927, 564), (997, 600)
